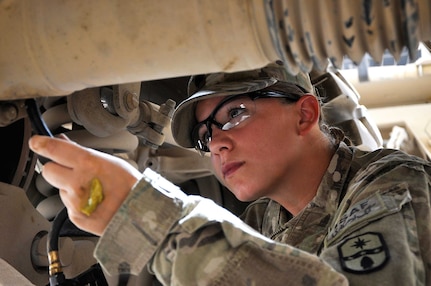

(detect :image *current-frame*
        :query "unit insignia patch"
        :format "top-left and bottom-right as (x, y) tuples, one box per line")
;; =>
(337, 232), (389, 274)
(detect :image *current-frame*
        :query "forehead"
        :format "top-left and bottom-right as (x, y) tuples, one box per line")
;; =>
(194, 95), (227, 121)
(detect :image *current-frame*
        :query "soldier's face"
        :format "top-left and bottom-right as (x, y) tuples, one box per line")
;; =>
(195, 95), (304, 202)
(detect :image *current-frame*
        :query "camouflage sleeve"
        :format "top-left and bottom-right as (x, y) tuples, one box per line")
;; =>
(94, 168), (347, 285)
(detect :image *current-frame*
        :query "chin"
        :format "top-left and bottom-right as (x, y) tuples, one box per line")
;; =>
(225, 180), (260, 202)
(232, 190), (259, 202)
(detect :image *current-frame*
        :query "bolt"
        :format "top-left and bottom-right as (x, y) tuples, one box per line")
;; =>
(159, 99), (176, 118)
(0, 103), (18, 124)
(123, 91), (139, 111)
(151, 99), (176, 134)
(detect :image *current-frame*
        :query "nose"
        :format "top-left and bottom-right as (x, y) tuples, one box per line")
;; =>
(208, 127), (232, 154)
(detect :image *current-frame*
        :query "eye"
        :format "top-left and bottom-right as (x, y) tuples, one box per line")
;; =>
(192, 122), (209, 149)
(227, 104), (247, 119)
(200, 129), (211, 143)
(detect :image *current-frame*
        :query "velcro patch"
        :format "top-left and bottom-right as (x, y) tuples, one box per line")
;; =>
(337, 232), (389, 274)
(327, 193), (387, 242)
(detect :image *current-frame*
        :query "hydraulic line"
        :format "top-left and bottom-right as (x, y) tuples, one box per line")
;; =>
(25, 99), (53, 138)
(46, 207), (109, 286)
(47, 208), (68, 286)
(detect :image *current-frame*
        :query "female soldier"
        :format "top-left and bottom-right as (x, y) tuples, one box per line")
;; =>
(29, 61), (430, 285)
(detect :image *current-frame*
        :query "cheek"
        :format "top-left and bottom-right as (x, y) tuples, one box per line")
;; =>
(244, 122), (289, 151)
(241, 118), (298, 168)
(210, 155), (223, 178)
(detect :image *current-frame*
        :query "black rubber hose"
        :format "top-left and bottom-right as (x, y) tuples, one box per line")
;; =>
(25, 98), (53, 165)
(47, 208), (69, 286)
(47, 207), (68, 253)
(25, 98), (53, 138)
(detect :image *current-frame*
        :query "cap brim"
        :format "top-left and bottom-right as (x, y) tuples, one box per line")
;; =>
(171, 77), (278, 148)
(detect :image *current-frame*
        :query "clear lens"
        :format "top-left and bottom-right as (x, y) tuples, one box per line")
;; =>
(192, 123), (210, 152)
(193, 95), (256, 153)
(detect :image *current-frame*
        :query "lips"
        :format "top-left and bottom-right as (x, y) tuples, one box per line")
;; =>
(221, 161), (244, 178)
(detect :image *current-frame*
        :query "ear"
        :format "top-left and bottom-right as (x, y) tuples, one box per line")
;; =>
(296, 94), (320, 135)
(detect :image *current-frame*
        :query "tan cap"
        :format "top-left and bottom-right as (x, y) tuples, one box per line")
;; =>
(171, 61), (313, 149)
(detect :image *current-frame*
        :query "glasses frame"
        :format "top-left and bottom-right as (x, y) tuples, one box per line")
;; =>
(192, 89), (302, 155)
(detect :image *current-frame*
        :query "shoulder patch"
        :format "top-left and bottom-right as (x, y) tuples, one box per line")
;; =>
(337, 232), (390, 274)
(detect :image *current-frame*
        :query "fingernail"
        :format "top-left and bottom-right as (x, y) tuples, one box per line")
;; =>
(29, 135), (44, 151)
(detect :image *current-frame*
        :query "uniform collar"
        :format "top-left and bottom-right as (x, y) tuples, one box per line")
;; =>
(262, 142), (354, 243)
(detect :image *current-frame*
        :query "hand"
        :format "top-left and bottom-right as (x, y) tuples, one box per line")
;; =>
(29, 134), (142, 236)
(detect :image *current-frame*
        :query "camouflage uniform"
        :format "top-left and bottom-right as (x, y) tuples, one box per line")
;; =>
(94, 142), (430, 285)
(242, 142), (431, 285)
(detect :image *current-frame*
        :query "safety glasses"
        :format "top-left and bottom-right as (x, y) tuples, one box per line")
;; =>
(192, 90), (301, 155)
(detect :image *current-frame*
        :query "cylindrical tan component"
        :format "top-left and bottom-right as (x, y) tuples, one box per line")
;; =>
(0, 0), (278, 99)
(1, 1), (431, 100)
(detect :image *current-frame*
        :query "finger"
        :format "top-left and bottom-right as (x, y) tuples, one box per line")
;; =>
(41, 161), (75, 191)
(29, 135), (90, 168)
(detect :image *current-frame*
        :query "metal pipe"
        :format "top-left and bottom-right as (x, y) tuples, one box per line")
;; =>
(1, 0), (430, 100)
